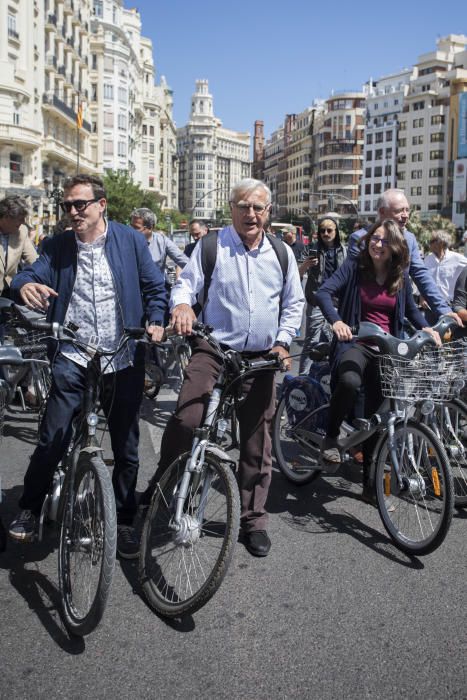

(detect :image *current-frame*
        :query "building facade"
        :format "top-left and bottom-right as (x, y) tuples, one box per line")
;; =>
(177, 80), (250, 220)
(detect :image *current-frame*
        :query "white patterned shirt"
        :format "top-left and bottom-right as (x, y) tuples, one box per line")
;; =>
(170, 225), (304, 352)
(62, 229), (129, 373)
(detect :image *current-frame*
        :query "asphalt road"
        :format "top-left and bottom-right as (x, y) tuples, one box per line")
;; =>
(1, 356), (467, 699)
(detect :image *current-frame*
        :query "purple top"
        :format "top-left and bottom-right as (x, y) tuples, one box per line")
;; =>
(359, 279), (396, 335)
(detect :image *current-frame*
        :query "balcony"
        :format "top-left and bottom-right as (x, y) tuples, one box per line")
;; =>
(63, 0), (74, 13)
(46, 14), (57, 27)
(46, 54), (57, 69)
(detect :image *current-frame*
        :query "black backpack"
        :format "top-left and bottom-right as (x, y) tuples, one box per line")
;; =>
(193, 230), (289, 315)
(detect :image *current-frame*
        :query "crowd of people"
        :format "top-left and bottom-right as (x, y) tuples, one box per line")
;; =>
(1, 178), (466, 559)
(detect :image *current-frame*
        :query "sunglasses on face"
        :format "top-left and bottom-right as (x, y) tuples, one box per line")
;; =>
(370, 235), (390, 247)
(59, 198), (99, 213)
(318, 227), (335, 234)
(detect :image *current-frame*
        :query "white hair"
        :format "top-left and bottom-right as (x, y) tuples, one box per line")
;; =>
(229, 178), (271, 205)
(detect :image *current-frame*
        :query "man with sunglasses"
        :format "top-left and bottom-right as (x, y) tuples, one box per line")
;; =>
(8, 174), (167, 557)
(143, 178), (304, 557)
(299, 216), (347, 374)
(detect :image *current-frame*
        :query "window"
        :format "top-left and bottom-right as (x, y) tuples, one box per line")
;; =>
(118, 87), (127, 103)
(413, 101), (425, 110)
(411, 152), (423, 162)
(412, 135), (424, 145)
(149, 143), (154, 154)
(142, 125), (147, 136)
(374, 183), (382, 194)
(397, 172), (405, 181)
(399, 121), (406, 130)
(431, 114), (445, 125)
(375, 132), (384, 143)
(13, 112), (20, 126)
(149, 126), (154, 136)
(413, 118), (424, 128)
(365, 184), (371, 195)
(365, 167), (371, 178)
(428, 185), (442, 195)
(103, 139), (113, 155)
(429, 167), (443, 177)
(375, 149), (383, 160)
(91, 83), (98, 101)
(9, 153), (22, 183)
(149, 176), (154, 188)
(398, 138), (407, 147)
(374, 166), (382, 177)
(104, 56), (114, 71)
(103, 84), (113, 99)
(411, 170), (423, 179)
(118, 113), (126, 130)
(386, 131), (393, 141)
(118, 141), (126, 157)
(93, 0), (103, 17)
(430, 132), (444, 142)
(8, 13), (18, 39)
(410, 186), (422, 196)
(430, 150), (444, 160)
(366, 134), (373, 145)
(103, 111), (113, 127)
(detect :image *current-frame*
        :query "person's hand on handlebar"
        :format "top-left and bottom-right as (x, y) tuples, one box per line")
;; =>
(20, 282), (58, 312)
(332, 320), (353, 341)
(422, 327), (442, 346)
(146, 324), (165, 343)
(271, 345), (291, 372)
(445, 311), (463, 327)
(170, 303), (197, 336)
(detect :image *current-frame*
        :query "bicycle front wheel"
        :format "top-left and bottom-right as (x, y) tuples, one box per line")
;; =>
(58, 452), (117, 636)
(139, 452), (240, 617)
(437, 399), (467, 507)
(272, 396), (325, 485)
(375, 419), (453, 555)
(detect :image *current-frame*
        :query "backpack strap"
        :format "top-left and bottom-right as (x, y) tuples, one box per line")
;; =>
(193, 230), (288, 316)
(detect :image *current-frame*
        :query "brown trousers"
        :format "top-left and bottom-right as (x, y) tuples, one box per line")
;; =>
(158, 338), (276, 532)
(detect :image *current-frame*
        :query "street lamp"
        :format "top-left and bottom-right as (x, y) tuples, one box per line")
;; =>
(191, 186), (224, 217)
(43, 176), (64, 229)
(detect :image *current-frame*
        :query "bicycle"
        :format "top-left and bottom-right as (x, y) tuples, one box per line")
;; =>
(139, 322), (284, 616)
(143, 333), (191, 399)
(13, 309), (149, 636)
(273, 318), (457, 555)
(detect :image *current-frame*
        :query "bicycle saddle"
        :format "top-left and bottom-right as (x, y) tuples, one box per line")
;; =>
(308, 342), (330, 361)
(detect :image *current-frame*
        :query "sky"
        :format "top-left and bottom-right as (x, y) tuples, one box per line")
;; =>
(130, 0), (466, 139)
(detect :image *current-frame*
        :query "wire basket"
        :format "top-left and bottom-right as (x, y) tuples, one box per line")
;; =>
(379, 339), (466, 403)
(4, 324), (47, 357)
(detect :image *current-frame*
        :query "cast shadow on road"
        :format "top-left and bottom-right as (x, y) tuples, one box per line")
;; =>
(140, 397), (175, 431)
(268, 464), (424, 570)
(3, 409), (40, 446)
(0, 486), (85, 654)
(117, 555), (196, 633)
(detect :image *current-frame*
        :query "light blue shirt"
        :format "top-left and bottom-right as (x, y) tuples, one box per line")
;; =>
(171, 225), (305, 352)
(147, 232), (188, 272)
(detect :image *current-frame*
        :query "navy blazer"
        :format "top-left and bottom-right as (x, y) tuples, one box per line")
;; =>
(349, 228), (451, 316)
(10, 221), (168, 362)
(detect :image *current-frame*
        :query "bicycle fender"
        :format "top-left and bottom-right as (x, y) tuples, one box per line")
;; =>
(79, 446), (104, 454)
(205, 444), (237, 467)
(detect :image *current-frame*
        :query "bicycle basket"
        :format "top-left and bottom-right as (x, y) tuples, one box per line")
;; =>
(379, 339), (466, 403)
(5, 324), (47, 357)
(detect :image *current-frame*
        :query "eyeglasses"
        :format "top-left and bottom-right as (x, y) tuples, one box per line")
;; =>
(318, 227), (335, 234)
(370, 235), (390, 247)
(232, 202), (269, 214)
(59, 198), (99, 213)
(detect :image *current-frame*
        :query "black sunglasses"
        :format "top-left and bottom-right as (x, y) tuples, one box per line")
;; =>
(318, 227), (335, 234)
(59, 198), (99, 213)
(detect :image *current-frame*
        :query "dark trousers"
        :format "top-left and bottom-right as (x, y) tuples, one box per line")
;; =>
(19, 353), (144, 525)
(327, 344), (383, 481)
(157, 339), (276, 533)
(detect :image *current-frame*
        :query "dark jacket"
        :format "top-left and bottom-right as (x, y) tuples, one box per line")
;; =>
(10, 221), (168, 361)
(304, 220), (347, 305)
(315, 256), (428, 372)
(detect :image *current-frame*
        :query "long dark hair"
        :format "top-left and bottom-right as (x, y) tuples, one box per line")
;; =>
(358, 219), (409, 295)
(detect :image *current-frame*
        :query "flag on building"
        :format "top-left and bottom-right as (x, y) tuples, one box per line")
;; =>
(76, 103), (83, 129)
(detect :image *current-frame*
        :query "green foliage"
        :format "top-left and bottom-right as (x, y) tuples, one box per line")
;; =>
(407, 211), (457, 252)
(102, 170), (189, 231)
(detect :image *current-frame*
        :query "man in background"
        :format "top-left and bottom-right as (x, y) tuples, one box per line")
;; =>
(184, 219), (208, 258)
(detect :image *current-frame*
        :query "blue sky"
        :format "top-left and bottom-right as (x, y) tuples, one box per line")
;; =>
(131, 0), (466, 139)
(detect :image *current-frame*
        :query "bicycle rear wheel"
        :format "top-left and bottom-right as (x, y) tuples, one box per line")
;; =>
(139, 452), (240, 617)
(375, 419), (453, 555)
(59, 452), (117, 636)
(437, 399), (467, 507)
(272, 396), (325, 485)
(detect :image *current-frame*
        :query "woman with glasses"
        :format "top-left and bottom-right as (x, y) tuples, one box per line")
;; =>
(299, 216), (347, 374)
(314, 219), (438, 502)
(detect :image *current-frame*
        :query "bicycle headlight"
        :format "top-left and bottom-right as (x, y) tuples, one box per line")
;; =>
(87, 412), (99, 427)
(420, 400), (435, 416)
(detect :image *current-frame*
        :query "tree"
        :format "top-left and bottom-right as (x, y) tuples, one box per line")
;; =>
(407, 211), (457, 252)
(102, 170), (148, 223)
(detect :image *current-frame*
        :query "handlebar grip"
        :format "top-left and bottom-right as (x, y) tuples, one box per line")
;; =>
(431, 314), (460, 341)
(18, 343), (48, 356)
(124, 327), (147, 338)
(26, 320), (54, 332)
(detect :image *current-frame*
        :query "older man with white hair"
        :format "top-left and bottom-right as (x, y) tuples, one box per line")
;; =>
(143, 178), (305, 557)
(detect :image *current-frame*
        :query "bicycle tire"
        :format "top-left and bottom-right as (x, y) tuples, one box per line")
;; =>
(375, 419), (453, 555)
(139, 451), (240, 617)
(437, 399), (467, 507)
(58, 452), (117, 636)
(272, 395), (324, 485)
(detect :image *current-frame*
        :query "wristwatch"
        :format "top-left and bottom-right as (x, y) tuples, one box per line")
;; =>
(274, 340), (290, 352)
